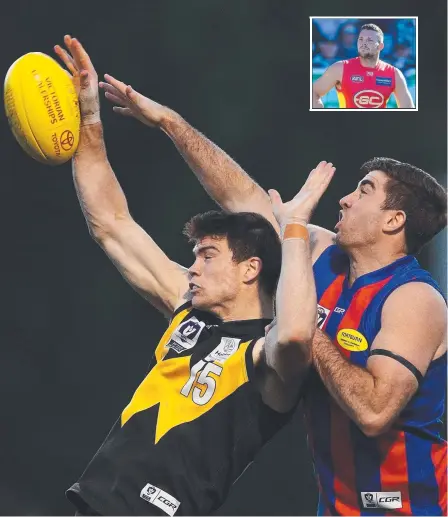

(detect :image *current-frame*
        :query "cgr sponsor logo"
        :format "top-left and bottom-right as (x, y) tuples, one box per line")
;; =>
(140, 483), (181, 516)
(361, 491), (402, 509)
(353, 90), (384, 108)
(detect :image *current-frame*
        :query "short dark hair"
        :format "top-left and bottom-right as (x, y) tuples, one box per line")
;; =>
(360, 23), (384, 43)
(360, 157), (447, 254)
(183, 211), (281, 297)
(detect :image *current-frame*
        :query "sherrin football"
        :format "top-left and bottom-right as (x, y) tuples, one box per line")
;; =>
(4, 52), (80, 165)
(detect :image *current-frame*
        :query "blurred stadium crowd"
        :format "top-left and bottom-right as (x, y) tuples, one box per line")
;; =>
(312, 18), (416, 108)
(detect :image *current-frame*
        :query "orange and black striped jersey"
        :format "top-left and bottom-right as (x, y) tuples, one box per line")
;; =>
(67, 302), (292, 516)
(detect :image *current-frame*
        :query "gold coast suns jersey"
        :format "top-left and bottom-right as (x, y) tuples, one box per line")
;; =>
(67, 302), (292, 516)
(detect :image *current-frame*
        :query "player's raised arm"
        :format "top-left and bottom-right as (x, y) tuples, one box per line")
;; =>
(100, 75), (278, 227)
(394, 68), (415, 108)
(100, 75), (336, 261)
(253, 162), (336, 412)
(312, 61), (343, 109)
(54, 36), (189, 318)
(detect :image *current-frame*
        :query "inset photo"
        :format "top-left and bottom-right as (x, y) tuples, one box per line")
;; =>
(310, 17), (417, 110)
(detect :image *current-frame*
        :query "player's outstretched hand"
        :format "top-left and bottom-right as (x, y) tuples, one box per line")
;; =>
(54, 35), (100, 125)
(100, 75), (170, 128)
(268, 161), (335, 228)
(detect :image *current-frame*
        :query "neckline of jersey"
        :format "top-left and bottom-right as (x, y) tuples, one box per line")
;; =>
(343, 254), (418, 292)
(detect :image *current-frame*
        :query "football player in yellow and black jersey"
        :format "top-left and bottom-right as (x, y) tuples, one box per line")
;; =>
(55, 36), (335, 516)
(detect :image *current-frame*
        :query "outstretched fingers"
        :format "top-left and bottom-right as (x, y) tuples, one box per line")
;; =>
(103, 74), (129, 96)
(104, 91), (128, 107)
(100, 81), (128, 102)
(315, 163), (336, 197)
(54, 44), (77, 76)
(112, 106), (133, 117)
(64, 35), (96, 76)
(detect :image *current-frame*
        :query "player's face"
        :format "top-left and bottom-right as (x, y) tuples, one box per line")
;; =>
(335, 171), (391, 249)
(188, 236), (250, 313)
(357, 30), (383, 59)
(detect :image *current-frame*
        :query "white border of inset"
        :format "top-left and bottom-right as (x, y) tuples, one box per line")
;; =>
(309, 16), (418, 111)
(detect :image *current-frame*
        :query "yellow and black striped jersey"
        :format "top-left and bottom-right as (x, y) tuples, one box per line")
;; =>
(67, 302), (292, 516)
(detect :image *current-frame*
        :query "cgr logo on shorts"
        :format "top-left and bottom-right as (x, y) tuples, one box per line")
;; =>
(140, 482), (181, 516)
(361, 492), (402, 509)
(353, 90), (384, 108)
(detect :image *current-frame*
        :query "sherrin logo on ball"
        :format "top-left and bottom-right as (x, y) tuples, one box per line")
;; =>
(4, 52), (80, 165)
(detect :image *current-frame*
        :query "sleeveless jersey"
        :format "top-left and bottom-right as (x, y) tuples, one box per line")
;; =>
(67, 302), (291, 516)
(305, 246), (447, 516)
(337, 57), (396, 109)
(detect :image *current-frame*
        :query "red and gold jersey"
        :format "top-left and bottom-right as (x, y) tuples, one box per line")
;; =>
(337, 57), (397, 109)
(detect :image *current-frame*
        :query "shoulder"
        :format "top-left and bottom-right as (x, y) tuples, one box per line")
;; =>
(308, 224), (337, 263)
(392, 64), (404, 76)
(393, 67), (406, 82)
(382, 281), (446, 323)
(331, 60), (345, 73)
(322, 61), (344, 79)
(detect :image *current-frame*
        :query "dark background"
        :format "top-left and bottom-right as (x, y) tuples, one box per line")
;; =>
(0, 0), (446, 515)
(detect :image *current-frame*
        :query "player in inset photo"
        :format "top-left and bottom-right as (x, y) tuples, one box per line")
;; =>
(311, 18), (417, 109)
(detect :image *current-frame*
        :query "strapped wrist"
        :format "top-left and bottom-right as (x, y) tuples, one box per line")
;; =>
(281, 222), (309, 242)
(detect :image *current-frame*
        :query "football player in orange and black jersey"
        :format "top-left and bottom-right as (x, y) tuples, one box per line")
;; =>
(55, 36), (336, 516)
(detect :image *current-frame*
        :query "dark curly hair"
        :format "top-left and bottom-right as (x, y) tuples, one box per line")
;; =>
(360, 157), (447, 254)
(183, 211), (281, 297)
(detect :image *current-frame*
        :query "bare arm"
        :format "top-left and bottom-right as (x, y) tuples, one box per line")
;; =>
(252, 162), (336, 412)
(56, 36), (189, 318)
(312, 282), (446, 436)
(312, 62), (343, 109)
(394, 68), (415, 108)
(101, 76), (336, 261)
(74, 124), (189, 317)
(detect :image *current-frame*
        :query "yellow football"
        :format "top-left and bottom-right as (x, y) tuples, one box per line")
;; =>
(4, 52), (80, 165)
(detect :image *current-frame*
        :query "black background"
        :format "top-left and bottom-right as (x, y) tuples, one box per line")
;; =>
(0, 0), (446, 514)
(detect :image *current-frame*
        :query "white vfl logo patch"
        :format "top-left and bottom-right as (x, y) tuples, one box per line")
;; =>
(205, 337), (241, 364)
(140, 483), (181, 516)
(317, 305), (330, 329)
(168, 316), (206, 353)
(361, 492), (402, 509)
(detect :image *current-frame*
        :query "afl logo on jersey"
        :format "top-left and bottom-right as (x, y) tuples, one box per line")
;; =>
(337, 328), (368, 352)
(353, 90), (384, 108)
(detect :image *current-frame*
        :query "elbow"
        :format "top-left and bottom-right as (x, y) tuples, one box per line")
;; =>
(88, 213), (131, 243)
(358, 414), (392, 438)
(88, 222), (109, 243)
(276, 331), (314, 366)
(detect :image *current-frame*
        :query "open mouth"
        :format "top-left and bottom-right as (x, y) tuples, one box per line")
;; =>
(189, 283), (200, 293)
